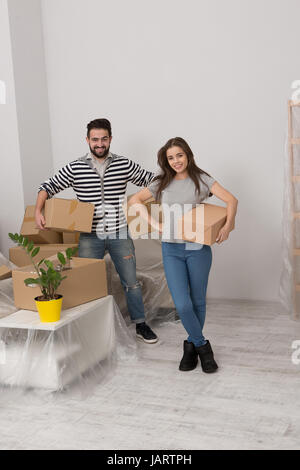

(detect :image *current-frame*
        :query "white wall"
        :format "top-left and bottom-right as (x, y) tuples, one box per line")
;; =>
(8, 0), (53, 207)
(0, 0), (53, 258)
(40, 0), (300, 301)
(0, 0), (24, 257)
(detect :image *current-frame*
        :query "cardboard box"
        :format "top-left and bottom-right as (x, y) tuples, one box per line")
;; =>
(178, 203), (235, 245)
(62, 232), (80, 244)
(12, 257), (107, 311)
(21, 206), (63, 244)
(124, 196), (163, 239)
(45, 198), (94, 233)
(0, 265), (12, 280)
(9, 244), (78, 268)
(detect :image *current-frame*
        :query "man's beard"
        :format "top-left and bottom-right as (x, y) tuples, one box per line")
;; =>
(90, 145), (110, 159)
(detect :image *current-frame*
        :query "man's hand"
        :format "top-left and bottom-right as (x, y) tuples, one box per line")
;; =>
(215, 224), (231, 244)
(35, 210), (47, 230)
(34, 190), (49, 230)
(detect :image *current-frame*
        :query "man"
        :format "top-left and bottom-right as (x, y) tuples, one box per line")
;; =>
(35, 118), (158, 343)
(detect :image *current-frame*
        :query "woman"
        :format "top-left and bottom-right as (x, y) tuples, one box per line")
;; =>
(128, 137), (238, 373)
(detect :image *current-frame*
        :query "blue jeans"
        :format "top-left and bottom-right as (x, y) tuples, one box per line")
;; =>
(78, 228), (145, 324)
(162, 242), (212, 347)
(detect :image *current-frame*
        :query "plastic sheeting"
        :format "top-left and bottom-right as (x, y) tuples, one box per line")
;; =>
(106, 238), (177, 324)
(0, 253), (18, 319)
(0, 253), (137, 399)
(0, 296), (136, 397)
(0, 238), (176, 398)
(280, 103), (300, 319)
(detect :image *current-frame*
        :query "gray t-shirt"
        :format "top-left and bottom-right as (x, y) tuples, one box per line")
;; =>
(148, 173), (216, 243)
(90, 153), (112, 179)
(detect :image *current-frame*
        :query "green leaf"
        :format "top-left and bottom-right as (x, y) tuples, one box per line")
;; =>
(24, 278), (39, 285)
(22, 237), (28, 247)
(44, 260), (54, 270)
(9, 233), (18, 242)
(67, 246), (78, 259)
(27, 241), (34, 253)
(31, 247), (40, 258)
(48, 271), (56, 281)
(18, 235), (24, 244)
(37, 258), (45, 267)
(41, 279), (48, 288)
(57, 252), (66, 265)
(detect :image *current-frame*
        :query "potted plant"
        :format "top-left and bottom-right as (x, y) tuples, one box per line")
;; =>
(8, 233), (78, 322)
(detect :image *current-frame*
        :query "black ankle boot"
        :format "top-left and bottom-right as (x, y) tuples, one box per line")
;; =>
(195, 340), (218, 373)
(179, 340), (198, 371)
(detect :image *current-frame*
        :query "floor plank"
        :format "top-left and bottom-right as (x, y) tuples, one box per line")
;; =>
(0, 298), (300, 450)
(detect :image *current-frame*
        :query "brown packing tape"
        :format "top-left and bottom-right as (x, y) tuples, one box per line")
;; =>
(23, 217), (35, 222)
(67, 222), (76, 231)
(69, 200), (79, 215)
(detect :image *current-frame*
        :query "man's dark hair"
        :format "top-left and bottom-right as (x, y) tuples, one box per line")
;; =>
(87, 118), (112, 137)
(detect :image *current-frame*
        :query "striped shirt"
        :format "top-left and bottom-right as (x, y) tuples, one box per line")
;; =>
(38, 152), (154, 233)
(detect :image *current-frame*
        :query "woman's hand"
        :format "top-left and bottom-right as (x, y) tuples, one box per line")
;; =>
(216, 224), (231, 244)
(210, 182), (238, 245)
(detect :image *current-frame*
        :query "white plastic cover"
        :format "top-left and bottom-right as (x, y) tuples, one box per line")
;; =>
(0, 253), (137, 399)
(0, 253), (18, 319)
(0, 238), (175, 398)
(280, 103), (300, 319)
(0, 296), (137, 397)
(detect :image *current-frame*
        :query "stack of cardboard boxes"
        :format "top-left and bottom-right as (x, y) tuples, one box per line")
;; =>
(9, 201), (85, 267)
(2, 198), (108, 312)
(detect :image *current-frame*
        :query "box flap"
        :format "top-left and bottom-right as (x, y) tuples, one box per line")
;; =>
(0, 265), (12, 280)
(9, 243), (78, 268)
(13, 254), (103, 273)
(20, 205), (39, 235)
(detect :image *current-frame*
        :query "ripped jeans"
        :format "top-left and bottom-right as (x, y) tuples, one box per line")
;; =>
(78, 228), (145, 324)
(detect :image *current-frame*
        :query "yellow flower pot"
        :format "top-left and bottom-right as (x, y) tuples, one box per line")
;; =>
(34, 295), (63, 323)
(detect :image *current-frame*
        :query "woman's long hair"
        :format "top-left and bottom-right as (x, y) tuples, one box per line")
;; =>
(153, 137), (213, 201)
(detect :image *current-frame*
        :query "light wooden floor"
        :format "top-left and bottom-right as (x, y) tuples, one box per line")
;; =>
(0, 298), (300, 450)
